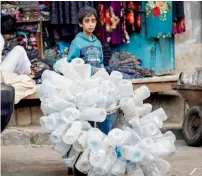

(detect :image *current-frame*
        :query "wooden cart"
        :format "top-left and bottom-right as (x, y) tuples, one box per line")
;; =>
(173, 84), (202, 147)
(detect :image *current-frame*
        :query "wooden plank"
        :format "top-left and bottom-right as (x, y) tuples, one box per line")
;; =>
(16, 19), (50, 23)
(36, 21), (44, 58)
(17, 20), (41, 23)
(131, 75), (178, 84)
(133, 81), (177, 93)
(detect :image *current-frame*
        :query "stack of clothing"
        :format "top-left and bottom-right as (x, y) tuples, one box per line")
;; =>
(39, 1), (51, 20)
(16, 25), (38, 60)
(44, 47), (61, 69)
(30, 57), (51, 84)
(1, 1), (19, 15)
(106, 52), (153, 79)
(19, 1), (40, 21)
(2, 34), (18, 56)
(17, 31), (38, 59)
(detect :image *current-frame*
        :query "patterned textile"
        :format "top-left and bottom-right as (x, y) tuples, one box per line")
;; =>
(106, 51), (153, 79)
(17, 24), (38, 32)
(120, 2), (130, 43)
(50, 1), (98, 25)
(145, 1), (172, 39)
(19, 1), (40, 21)
(30, 57), (51, 80)
(125, 2), (141, 34)
(1, 3), (19, 14)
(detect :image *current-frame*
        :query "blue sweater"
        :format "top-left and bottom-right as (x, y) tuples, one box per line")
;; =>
(68, 32), (104, 75)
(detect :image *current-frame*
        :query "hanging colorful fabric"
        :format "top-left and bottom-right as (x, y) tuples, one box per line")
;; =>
(145, 1), (172, 39)
(97, 1), (121, 45)
(126, 2), (141, 34)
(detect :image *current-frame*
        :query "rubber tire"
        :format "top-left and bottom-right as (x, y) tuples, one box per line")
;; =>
(182, 105), (202, 147)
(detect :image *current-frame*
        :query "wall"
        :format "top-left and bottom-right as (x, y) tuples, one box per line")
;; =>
(175, 1), (202, 74)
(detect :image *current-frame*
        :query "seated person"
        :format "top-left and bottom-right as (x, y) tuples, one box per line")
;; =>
(1, 15), (35, 104)
(1, 15), (31, 75)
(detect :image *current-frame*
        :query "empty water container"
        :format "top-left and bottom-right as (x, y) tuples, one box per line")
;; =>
(62, 120), (83, 144)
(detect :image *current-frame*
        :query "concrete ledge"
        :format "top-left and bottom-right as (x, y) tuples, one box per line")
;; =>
(1, 126), (52, 146)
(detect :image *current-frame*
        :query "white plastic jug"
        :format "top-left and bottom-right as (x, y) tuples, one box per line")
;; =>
(61, 108), (80, 124)
(54, 59), (83, 80)
(121, 145), (144, 163)
(134, 85), (150, 101)
(73, 131), (88, 152)
(63, 147), (81, 168)
(41, 69), (72, 89)
(40, 112), (64, 132)
(87, 128), (105, 152)
(54, 141), (71, 156)
(79, 107), (106, 122)
(137, 103), (152, 117)
(107, 128), (123, 146)
(99, 147), (117, 173)
(118, 80), (134, 98)
(109, 159), (126, 176)
(110, 71), (123, 86)
(75, 148), (91, 174)
(62, 120), (83, 144)
(127, 163), (144, 176)
(50, 123), (70, 143)
(89, 149), (105, 168)
(141, 108), (168, 124)
(119, 98), (139, 120)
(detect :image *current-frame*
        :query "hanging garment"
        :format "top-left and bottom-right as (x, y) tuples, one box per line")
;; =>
(97, 1), (112, 45)
(120, 1), (130, 43)
(50, 2), (98, 25)
(97, 1), (121, 45)
(125, 2), (141, 34)
(109, 1), (121, 44)
(145, 1), (172, 39)
(172, 1), (186, 34)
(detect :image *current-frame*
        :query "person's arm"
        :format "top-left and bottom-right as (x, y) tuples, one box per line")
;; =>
(67, 43), (80, 63)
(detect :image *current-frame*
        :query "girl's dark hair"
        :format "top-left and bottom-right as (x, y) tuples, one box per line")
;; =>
(77, 6), (98, 24)
(1, 15), (17, 34)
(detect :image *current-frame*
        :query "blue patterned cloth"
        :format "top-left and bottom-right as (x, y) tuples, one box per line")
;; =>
(145, 1), (172, 39)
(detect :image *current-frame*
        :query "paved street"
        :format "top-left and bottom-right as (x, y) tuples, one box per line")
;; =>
(1, 140), (202, 176)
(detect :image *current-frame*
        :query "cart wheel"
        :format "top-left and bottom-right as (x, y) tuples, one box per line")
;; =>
(182, 105), (202, 147)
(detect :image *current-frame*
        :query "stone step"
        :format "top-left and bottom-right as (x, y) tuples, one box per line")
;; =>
(1, 121), (184, 146)
(1, 126), (52, 146)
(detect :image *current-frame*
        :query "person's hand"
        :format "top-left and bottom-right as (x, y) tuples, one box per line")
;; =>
(94, 67), (106, 73)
